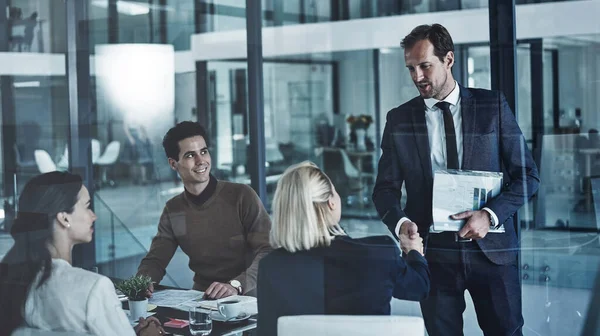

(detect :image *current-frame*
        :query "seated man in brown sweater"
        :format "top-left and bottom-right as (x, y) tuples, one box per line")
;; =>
(137, 121), (272, 299)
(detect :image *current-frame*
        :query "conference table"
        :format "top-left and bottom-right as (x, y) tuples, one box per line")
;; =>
(121, 286), (257, 336)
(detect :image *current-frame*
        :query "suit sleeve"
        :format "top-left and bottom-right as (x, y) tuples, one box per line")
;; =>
(391, 250), (430, 301)
(137, 206), (178, 284)
(86, 276), (136, 336)
(373, 113), (408, 237)
(484, 93), (540, 226)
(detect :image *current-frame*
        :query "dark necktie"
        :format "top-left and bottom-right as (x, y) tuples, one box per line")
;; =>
(435, 101), (459, 169)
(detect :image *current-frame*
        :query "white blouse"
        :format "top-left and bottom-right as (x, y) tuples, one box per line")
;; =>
(24, 259), (136, 336)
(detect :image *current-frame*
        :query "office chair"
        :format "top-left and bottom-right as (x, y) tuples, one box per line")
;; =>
(33, 149), (57, 173)
(95, 141), (121, 187)
(322, 148), (364, 206)
(54, 139), (102, 170)
(91, 139), (101, 163)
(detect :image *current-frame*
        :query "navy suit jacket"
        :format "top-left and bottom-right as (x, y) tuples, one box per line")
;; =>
(372, 85), (540, 265)
(256, 235), (430, 336)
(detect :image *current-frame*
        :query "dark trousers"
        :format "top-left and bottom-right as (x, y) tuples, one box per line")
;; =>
(420, 232), (523, 336)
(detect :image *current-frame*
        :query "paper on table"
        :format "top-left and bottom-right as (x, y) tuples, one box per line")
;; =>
(198, 299), (221, 311)
(148, 289), (205, 311)
(432, 169), (505, 233)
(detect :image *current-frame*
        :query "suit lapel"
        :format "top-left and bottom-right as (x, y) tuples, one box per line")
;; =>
(460, 86), (476, 170)
(410, 99), (433, 182)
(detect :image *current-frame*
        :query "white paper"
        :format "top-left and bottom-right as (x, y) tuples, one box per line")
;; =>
(432, 169), (505, 233)
(148, 289), (205, 311)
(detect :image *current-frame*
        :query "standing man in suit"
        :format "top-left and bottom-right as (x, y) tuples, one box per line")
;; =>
(372, 24), (539, 336)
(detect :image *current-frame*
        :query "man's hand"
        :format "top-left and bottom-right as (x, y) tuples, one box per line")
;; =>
(399, 221), (423, 255)
(204, 282), (237, 300)
(454, 210), (491, 240)
(144, 282), (154, 298)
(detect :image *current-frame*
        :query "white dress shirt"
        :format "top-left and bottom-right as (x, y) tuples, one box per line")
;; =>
(24, 259), (136, 336)
(394, 82), (498, 238)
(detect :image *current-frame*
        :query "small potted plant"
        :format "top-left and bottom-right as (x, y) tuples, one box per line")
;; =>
(115, 275), (152, 321)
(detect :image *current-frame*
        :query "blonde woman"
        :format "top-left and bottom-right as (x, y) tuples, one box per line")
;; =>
(257, 161), (429, 336)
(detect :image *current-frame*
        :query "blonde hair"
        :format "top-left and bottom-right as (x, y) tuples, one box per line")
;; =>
(271, 161), (346, 252)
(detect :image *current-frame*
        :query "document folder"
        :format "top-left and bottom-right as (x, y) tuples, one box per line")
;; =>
(432, 169), (505, 233)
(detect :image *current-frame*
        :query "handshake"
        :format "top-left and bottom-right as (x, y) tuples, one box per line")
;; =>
(398, 221), (424, 256)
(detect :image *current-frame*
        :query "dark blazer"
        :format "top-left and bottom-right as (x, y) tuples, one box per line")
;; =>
(256, 235), (430, 336)
(372, 85), (540, 265)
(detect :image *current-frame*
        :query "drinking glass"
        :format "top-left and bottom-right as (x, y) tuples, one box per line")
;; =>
(189, 306), (212, 335)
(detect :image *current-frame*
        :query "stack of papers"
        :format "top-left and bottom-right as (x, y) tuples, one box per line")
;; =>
(432, 169), (505, 233)
(197, 300), (219, 311)
(148, 289), (206, 311)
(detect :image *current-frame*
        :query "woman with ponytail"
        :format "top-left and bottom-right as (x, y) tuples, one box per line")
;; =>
(257, 162), (431, 336)
(0, 172), (163, 335)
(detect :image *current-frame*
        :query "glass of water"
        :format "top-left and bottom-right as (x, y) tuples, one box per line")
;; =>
(189, 306), (212, 335)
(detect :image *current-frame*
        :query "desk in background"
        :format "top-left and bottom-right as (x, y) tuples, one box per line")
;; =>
(345, 150), (376, 187)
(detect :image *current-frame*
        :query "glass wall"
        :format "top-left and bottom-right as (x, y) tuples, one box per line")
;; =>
(462, 32), (600, 334)
(85, 1), (252, 287)
(0, 1), (599, 334)
(0, 0), (68, 254)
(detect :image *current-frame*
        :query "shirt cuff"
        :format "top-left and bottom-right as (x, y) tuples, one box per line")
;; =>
(482, 207), (499, 227)
(395, 217), (412, 238)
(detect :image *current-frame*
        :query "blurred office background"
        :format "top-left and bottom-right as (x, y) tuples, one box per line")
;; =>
(0, 0), (599, 334)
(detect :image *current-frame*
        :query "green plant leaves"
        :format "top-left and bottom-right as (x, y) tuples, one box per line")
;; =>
(114, 275), (152, 301)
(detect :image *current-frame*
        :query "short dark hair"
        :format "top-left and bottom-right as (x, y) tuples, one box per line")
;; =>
(401, 24), (454, 63)
(162, 121), (209, 161)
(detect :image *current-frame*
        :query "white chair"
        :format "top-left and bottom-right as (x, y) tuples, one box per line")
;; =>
(56, 139), (102, 170)
(278, 315), (425, 336)
(91, 139), (101, 164)
(34, 150), (57, 173)
(96, 141), (120, 165)
(56, 145), (70, 170)
(95, 141), (121, 187)
(12, 327), (92, 336)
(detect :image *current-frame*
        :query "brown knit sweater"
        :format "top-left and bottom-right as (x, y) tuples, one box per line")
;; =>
(137, 180), (272, 295)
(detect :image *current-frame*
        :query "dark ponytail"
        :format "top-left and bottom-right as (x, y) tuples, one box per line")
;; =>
(0, 172), (82, 333)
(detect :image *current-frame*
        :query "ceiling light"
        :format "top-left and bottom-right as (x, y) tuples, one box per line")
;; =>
(14, 81), (40, 88)
(91, 0), (150, 16)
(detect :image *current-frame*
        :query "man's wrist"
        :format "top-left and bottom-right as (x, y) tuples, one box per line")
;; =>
(482, 208), (498, 228)
(229, 279), (243, 294)
(395, 217), (411, 238)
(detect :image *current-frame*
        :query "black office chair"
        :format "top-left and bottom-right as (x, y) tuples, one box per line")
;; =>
(322, 148), (364, 207)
